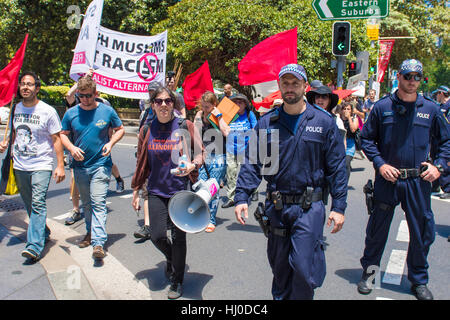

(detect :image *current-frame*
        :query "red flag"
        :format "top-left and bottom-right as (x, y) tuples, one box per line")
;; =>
(238, 28), (297, 86)
(333, 89), (357, 100)
(0, 34), (29, 107)
(182, 61), (214, 110)
(252, 90), (282, 113)
(377, 39), (395, 83)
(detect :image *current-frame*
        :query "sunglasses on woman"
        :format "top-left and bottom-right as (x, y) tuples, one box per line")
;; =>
(153, 98), (174, 106)
(403, 73), (422, 81)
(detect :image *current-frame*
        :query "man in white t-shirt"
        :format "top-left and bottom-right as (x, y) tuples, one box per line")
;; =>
(0, 71), (65, 263)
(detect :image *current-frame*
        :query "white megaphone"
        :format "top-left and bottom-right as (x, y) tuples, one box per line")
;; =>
(168, 178), (219, 233)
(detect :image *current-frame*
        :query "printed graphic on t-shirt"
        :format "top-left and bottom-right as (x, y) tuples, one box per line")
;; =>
(148, 126), (181, 165)
(14, 124), (38, 158)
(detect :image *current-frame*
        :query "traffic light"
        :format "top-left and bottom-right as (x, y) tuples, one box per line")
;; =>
(423, 77), (429, 84)
(370, 64), (377, 75)
(348, 61), (357, 77)
(332, 21), (351, 56)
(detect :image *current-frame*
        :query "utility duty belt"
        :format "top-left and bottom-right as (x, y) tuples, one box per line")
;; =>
(397, 168), (422, 179)
(266, 188), (323, 211)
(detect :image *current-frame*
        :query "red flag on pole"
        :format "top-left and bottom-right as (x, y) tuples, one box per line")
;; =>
(0, 34), (29, 107)
(377, 39), (395, 83)
(238, 28), (297, 86)
(252, 90), (282, 113)
(182, 60), (214, 110)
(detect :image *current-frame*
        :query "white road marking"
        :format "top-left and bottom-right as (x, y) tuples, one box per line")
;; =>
(119, 194), (134, 199)
(396, 220), (410, 242)
(382, 249), (407, 285)
(53, 211), (73, 221)
(116, 142), (136, 147)
(376, 297), (394, 300)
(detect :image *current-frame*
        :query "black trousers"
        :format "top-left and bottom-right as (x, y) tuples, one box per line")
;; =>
(148, 194), (187, 284)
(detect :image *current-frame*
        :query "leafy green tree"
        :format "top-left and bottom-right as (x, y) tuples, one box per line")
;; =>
(379, 0), (449, 92)
(151, 0), (373, 92)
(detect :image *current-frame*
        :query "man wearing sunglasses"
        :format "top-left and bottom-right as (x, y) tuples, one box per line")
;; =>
(358, 59), (450, 300)
(60, 75), (124, 262)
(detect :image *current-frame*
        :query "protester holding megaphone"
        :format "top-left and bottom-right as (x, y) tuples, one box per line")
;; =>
(131, 86), (205, 300)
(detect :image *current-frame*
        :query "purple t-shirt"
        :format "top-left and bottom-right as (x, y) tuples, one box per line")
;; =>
(147, 118), (187, 198)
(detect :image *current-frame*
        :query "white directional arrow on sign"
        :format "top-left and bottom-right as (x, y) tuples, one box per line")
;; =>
(319, 0), (333, 18)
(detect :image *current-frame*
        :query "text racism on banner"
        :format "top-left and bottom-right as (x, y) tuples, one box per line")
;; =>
(69, 0), (167, 99)
(92, 27), (167, 99)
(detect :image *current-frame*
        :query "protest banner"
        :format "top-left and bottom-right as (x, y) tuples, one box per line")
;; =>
(92, 27), (167, 99)
(69, 0), (104, 81)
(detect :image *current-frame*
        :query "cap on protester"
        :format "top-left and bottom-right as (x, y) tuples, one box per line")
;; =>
(278, 64), (308, 83)
(310, 80), (323, 89)
(147, 82), (161, 93)
(436, 85), (449, 94)
(230, 93), (250, 107)
(399, 59), (423, 76)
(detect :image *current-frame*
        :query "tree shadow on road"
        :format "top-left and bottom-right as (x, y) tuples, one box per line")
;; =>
(435, 224), (450, 240)
(135, 262), (213, 300)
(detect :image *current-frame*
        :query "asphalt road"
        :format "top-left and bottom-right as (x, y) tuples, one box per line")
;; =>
(4, 133), (450, 300)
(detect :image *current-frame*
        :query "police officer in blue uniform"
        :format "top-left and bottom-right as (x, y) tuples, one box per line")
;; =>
(432, 85), (450, 200)
(358, 59), (450, 300)
(234, 64), (348, 300)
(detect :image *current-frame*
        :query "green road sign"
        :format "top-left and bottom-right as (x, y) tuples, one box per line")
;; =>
(312, 0), (389, 20)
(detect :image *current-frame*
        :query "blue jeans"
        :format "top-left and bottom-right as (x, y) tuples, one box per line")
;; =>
(198, 153), (227, 225)
(14, 169), (52, 256)
(74, 166), (111, 247)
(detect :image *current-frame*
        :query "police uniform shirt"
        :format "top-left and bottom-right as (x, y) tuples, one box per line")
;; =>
(361, 92), (450, 171)
(235, 103), (348, 214)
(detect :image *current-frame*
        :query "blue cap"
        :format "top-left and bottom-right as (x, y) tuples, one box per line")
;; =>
(279, 64), (308, 82)
(399, 59), (423, 76)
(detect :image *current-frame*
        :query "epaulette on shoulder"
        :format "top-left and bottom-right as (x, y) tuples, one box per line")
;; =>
(311, 104), (333, 118)
(264, 108), (280, 122)
(423, 95), (437, 104)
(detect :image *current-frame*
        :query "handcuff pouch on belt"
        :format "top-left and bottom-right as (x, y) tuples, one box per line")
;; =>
(302, 187), (314, 211)
(271, 191), (283, 210)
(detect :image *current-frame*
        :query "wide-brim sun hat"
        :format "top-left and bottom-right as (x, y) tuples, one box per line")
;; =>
(306, 85), (339, 110)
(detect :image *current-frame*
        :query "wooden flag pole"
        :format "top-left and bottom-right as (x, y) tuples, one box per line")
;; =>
(3, 95), (15, 143)
(174, 64), (183, 89)
(173, 59), (179, 73)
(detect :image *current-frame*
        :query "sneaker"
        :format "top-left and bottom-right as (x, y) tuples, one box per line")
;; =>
(357, 269), (375, 295)
(92, 246), (106, 260)
(411, 284), (434, 300)
(78, 233), (91, 248)
(65, 209), (82, 225)
(116, 179), (125, 193)
(168, 282), (183, 300)
(134, 225), (151, 239)
(221, 199), (235, 208)
(21, 248), (40, 262)
(439, 192), (450, 200)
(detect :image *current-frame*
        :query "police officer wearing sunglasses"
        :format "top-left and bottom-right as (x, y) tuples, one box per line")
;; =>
(358, 59), (450, 300)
